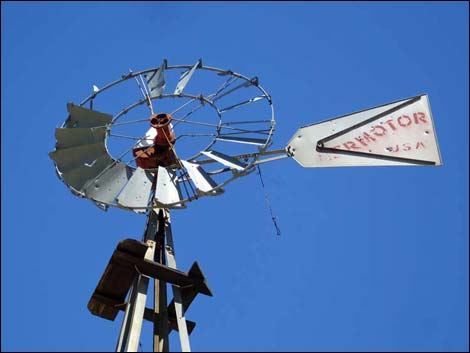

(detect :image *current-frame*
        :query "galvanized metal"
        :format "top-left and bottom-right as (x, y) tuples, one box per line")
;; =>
(162, 210), (191, 352)
(116, 241), (155, 352)
(64, 103), (112, 128)
(84, 162), (132, 204)
(49, 142), (107, 174)
(146, 60), (167, 98)
(55, 127), (106, 149)
(116, 167), (154, 212)
(287, 94), (442, 168)
(155, 167), (184, 207)
(181, 160), (218, 194)
(201, 150), (247, 171)
(174, 59), (201, 95)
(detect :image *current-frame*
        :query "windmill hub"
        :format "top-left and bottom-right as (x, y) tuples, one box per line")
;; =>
(133, 113), (177, 170)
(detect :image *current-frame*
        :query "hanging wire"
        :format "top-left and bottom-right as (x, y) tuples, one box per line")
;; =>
(256, 165), (281, 237)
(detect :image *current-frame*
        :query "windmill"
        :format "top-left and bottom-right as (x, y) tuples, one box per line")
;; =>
(49, 59), (442, 352)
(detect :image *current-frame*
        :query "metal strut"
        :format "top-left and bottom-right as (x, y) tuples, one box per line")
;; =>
(115, 208), (192, 352)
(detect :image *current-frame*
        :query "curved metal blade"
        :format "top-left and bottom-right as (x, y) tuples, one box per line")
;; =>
(201, 150), (246, 171)
(64, 103), (112, 128)
(154, 167), (183, 207)
(55, 127), (106, 149)
(61, 154), (114, 192)
(49, 142), (107, 174)
(181, 160), (218, 193)
(84, 162), (133, 204)
(174, 59), (201, 95)
(116, 167), (154, 212)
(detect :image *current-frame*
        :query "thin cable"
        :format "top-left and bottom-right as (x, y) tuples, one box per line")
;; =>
(257, 165), (281, 237)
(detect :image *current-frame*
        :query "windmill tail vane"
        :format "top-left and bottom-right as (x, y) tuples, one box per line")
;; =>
(48, 59), (442, 352)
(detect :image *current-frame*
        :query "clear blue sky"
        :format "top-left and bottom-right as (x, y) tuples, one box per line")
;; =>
(1, 2), (468, 352)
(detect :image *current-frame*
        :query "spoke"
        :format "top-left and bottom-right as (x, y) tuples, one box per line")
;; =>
(109, 133), (154, 141)
(112, 118), (150, 127)
(172, 117), (264, 133)
(172, 103), (205, 127)
(222, 119), (272, 125)
(175, 133), (216, 141)
(170, 97), (198, 115)
(220, 96), (265, 113)
(211, 78), (256, 102)
(207, 76), (238, 100)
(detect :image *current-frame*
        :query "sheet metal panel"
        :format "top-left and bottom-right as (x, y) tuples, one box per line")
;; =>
(55, 127), (106, 149)
(201, 150), (247, 171)
(174, 59), (200, 95)
(287, 94), (442, 167)
(146, 61), (166, 98)
(64, 103), (112, 128)
(181, 160), (218, 193)
(84, 162), (132, 204)
(155, 167), (183, 206)
(116, 167), (154, 212)
(49, 142), (107, 173)
(61, 154), (114, 192)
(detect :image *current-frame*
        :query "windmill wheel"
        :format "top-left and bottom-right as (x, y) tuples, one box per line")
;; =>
(49, 59), (275, 212)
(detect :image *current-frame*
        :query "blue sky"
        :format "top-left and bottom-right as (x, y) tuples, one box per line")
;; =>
(1, 1), (468, 352)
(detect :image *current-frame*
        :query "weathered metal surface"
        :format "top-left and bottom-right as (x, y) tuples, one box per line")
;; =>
(55, 127), (107, 149)
(88, 239), (212, 323)
(49, 142), (107, 173)
(163, 210), (190, 352)
(174, 59), (200, 95)
(84, 162), (132, 204)
(64, 103), (112, 128)
(146, 60), (166, 98)
(155, 167), (183, 207)
(287, 94), (442, 167)
(181, 160), (218, 193)
(201, 150), (247, 171)
(89, 292), (197, 335)
(116, 241), (155, 352)
(61, 154), (114, 191)
(116, 167), (154, 211)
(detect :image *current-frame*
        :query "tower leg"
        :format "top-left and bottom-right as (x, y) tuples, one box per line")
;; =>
(154, 209), (169, 352)
(163, 209), (191, 352)
(116, 240), (155, 352)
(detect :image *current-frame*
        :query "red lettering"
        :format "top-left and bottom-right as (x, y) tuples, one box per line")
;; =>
(416, 141), (425, 149)
(343, 141), (360, 150)
(402, 143), (411, 151)
(385, 145), (399, 153)
(371, 125), (387, 136)
(355, 136), (368, 147)
(413, 112), (428, 124)
(385, 119), (397, 131)
(362, 132), (376, 143)
(398, 115), (412, 127)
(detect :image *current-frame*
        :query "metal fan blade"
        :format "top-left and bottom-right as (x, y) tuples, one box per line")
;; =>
(174, 59), (201, 95)
(201, 151), (246, 171)
(64, 103), (112, 128)
(49, 142), (107, 174)
(146, 60), (166, 98)
(154, 167), (184, 207)
(60, 154), (114, 192)
(215, 136), (266, 146)
(55, 127), (106, 149)
(84, 162), (132, 204)
(181, 160), (218, 193)
(116, 167), (154, 212)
